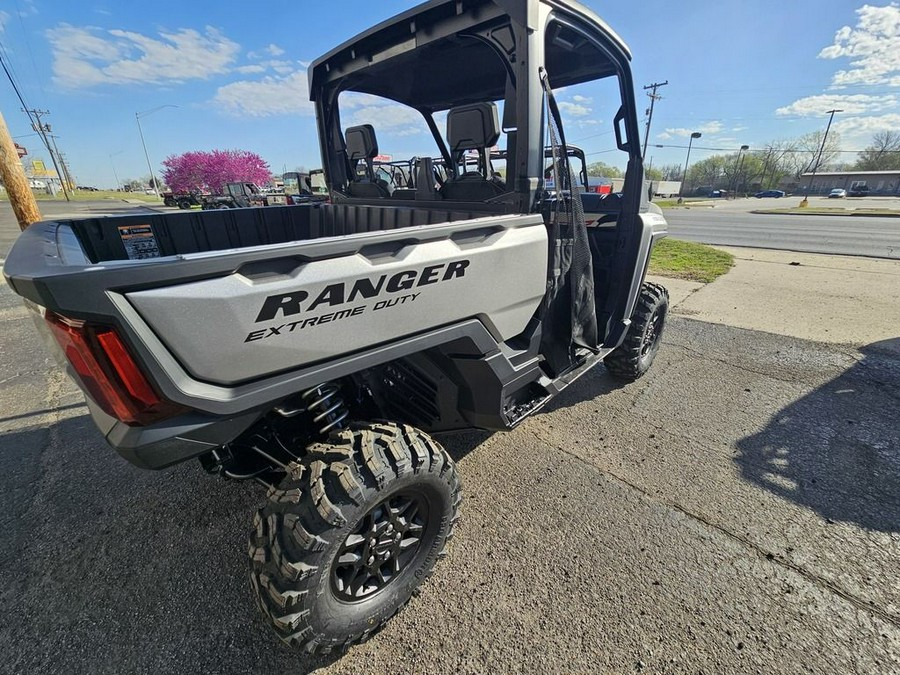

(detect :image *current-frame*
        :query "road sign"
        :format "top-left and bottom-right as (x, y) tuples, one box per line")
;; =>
(14, 143), (26, 158)
(374, 154), (393, 162)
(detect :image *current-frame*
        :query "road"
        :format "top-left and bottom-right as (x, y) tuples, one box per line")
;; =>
(1, 218), (899, 671)
(664, 203), (900, 260)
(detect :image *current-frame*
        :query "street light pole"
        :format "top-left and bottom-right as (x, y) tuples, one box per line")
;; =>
(731, 144), (749, 198)
(801, 108), (841, 207)
(135, 105), (177, 198)
(109, 150), (124, 191)
(677, 132), (701, 203)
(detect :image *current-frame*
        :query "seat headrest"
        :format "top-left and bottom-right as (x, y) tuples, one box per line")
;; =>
(447, 103), (501, 152)
(345, 124), (379, 161)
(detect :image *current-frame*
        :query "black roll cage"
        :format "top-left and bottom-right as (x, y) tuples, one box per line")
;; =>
(308, 0), (643, 214)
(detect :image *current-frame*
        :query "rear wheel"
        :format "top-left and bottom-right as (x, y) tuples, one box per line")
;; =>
(177, 198), (192, 210)
(604, 282), (669, 382)
(249, 422), (461, 654)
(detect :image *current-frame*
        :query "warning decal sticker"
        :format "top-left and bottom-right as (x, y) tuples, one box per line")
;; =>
(118, 224), (160, 260)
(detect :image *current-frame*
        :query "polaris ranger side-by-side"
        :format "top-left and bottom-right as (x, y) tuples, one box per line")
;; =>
(3, 0), (669, 654)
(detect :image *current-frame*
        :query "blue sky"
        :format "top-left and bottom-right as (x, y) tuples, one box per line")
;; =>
(1, 0), (897, 187)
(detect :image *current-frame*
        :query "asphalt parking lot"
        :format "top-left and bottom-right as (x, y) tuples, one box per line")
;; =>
(2, 202), (899, 673)
(1, 266), (898, 673)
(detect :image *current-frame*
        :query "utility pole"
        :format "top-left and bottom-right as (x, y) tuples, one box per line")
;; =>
(641, 80), (668, 161)
(801, 109), (842, 207)
(23, 108), (70, 201)
(0, 110), (42, 230)
(50, 134), (76, 190)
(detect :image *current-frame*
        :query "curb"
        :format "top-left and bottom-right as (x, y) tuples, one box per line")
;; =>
(751, 209), (900, 218)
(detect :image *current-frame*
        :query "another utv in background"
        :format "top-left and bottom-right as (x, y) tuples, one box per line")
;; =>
(4, 0), (669, 655)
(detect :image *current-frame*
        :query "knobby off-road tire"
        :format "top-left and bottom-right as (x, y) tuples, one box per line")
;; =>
(604, 282), (669, 382)
(249, 422), (461, 654)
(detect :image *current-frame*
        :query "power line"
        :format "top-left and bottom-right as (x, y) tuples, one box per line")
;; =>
(0, 42), (39, 131)
(13, 0), (47, 99)
(641, 80), (668, 161)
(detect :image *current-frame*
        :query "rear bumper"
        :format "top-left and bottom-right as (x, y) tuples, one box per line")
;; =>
(83, 396), (262, 470)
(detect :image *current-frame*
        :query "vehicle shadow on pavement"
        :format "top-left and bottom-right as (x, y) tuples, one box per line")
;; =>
(0, 415), (342, 674)
(735, 338), (900, 533)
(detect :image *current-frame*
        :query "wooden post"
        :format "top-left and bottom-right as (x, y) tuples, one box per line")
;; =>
(0, 110), (42, 231)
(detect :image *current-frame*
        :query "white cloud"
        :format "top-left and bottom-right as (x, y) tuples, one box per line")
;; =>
(662, 120), (724, 137)
(347, 105), (425, 137)
(572, 94), (593, 104)
(833, 112), (900, 146)
(236, 64), (266, 74)
(558, 101), (591, 117)
(657, 131), (673, 140)
(214, 70), (314, 117)
(0, 11), (10, 32)
(776, 93), (897, 116)
(47, 24), (240, 88)
(259, 59), (294, 74)
(341, 92), (430, 137)
(820, 3), (900, 87)
(732, 125), (749, 132)
(265, 43), (285, 56)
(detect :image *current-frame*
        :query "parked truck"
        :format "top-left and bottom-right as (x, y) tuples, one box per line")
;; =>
(651, 180), (682, 198)
(200, 182), (290, 209)
(4, 0), (669, 655)
(161, 190), (203, 209)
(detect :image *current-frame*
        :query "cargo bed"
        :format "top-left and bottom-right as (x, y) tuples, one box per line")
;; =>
(5, 203), (548, 394)
(68, 203), (506, 263)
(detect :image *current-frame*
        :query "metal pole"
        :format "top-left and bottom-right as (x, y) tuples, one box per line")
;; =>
(802, 109), (841, 204)
(134, 105), (177, 199)
(136, 113), (158, 198)
(109, 151), (123, 191)
(677, 132), (700, 203)
(731, 145), (749, 198)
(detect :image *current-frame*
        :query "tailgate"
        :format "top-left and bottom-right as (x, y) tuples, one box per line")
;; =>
(125, 218), (547, 385)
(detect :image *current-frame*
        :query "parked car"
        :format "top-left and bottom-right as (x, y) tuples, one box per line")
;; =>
(828, 188), (847, 198)
(848, 184), (869, 197)
(709, 189), (728, 198)
(754, 190), (785, 198)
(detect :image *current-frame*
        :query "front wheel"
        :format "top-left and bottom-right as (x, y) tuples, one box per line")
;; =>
(604, 282), (669, 382)
(249, 422), (461, 654)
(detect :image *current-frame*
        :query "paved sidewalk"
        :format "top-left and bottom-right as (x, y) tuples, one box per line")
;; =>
(649, 246), (900, 355)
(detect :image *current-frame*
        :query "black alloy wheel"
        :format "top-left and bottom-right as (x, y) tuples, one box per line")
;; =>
(331, 492), (428, 601)
(249, 422), (460, 655)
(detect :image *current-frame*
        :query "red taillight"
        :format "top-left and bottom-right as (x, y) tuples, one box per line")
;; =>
(45, 312), (186, 426)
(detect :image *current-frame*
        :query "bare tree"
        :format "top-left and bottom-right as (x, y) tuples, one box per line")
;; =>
(792, 130), (842, 176)
(854, 131), (900, 171)
(755, 139), (797, 188)
(658, 163), (684, 181)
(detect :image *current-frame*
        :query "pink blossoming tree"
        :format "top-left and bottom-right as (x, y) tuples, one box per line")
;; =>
(161, 149), (272, 193)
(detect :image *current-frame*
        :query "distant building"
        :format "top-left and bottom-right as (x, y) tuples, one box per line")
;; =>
(798, 170), (900, 196)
